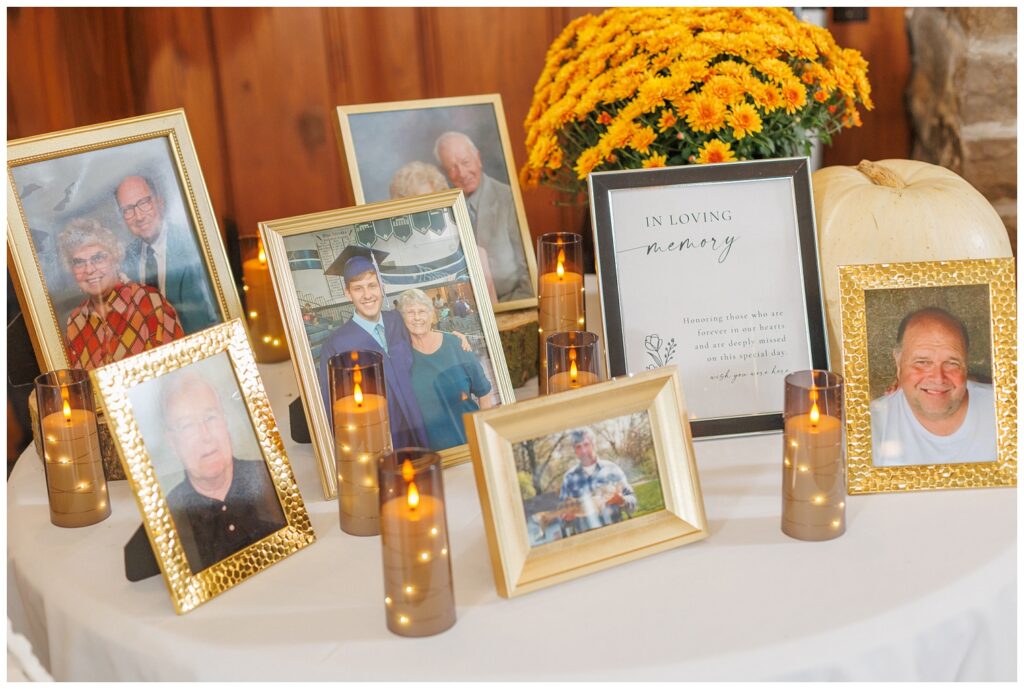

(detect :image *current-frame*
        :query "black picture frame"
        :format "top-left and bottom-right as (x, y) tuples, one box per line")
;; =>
(589, 157), (829, 438)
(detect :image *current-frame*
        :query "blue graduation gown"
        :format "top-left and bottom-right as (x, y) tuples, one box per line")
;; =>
(318, 310), (428, 450)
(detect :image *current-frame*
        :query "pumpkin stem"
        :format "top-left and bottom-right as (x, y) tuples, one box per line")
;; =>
(856, 160), (906, 190)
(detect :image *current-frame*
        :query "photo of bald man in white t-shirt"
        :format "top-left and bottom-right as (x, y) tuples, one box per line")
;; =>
(870, 307), (996, 467)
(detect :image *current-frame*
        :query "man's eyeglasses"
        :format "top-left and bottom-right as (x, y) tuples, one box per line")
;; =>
(120, 195), (155, 220)
(70, 251), (112, 273)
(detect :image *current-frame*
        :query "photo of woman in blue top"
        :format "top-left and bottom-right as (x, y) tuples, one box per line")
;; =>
(397, 288), (495, 450)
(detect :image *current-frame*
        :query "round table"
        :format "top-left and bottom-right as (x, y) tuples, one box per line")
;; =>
(7, 361), (1016, 681)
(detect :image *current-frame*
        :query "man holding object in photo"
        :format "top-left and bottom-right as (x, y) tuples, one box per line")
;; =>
(558, 428), (637, 534)
(162, 373), (286, 573)
(871, 307), (996, 467)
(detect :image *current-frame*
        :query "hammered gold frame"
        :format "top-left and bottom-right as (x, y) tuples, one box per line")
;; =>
(7, 109), (244, 375)
(91, 319), (315, 614)
(336, 94), (538, 312)
(466, 367), (708, 598)
(260, 189), (516, 499)
(839, 258), (1017, 494)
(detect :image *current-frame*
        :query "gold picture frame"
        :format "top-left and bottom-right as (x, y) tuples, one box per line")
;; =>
(91, 319), (315, 614)
(260, 189), (516, 499)
(839, 258), (1016, 494)
(336, 94), (538, 312)
(466, 367), (708, 598)
(7, 108), (244, 375)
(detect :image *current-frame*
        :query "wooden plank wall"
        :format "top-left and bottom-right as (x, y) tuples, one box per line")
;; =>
(8, 7), (908, 247)
(7, 7), (593, 243)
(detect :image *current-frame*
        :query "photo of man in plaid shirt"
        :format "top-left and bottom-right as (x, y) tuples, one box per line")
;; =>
(558, 428), (638, 535)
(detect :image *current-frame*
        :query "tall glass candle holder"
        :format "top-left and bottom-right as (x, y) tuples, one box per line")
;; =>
(782, 370), (846, 541)
(378, 448), (456, 637)
(34, 369), (111, 528)
(330, 350), (391, 536)
(546, 331), (600, 393)
(537, 232), (585, 395)
(241, 235), (289, 363)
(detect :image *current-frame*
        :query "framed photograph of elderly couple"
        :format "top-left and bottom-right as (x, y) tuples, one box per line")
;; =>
(839, 257), (1016, 494)
(6, 109), (243, 375)
(91, 319), (315, 614)
(336, 94), (538, 312)
(260, 189), (516, 498)
(466, 367), (708, 598)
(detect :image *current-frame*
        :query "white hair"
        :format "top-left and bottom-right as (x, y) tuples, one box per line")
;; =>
(433, 131), (478, 163)
(396, 288), (434, 313)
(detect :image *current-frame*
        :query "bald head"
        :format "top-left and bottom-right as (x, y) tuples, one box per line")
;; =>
(895, 307), (968, 354)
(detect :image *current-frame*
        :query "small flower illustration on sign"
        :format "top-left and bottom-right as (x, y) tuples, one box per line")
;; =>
(644, 333), (676, 369)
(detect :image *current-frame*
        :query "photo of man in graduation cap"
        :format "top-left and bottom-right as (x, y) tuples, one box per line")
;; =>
(317, 245), (428, 449)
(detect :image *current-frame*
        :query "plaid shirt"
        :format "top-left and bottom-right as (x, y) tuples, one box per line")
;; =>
(65, 281), (185, 370)
(558, 458), (638, 515)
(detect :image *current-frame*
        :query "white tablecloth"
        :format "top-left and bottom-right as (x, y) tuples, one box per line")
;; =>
(7, 275), (1016, 680)
(7, 354), (1016, 681)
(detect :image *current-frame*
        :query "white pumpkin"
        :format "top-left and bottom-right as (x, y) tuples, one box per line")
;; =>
(812, 159), (1012, 368)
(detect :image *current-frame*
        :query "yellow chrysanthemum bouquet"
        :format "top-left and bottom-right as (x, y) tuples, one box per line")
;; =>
(520, 7), (873, 193)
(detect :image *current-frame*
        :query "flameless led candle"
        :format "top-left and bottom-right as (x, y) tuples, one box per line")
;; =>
(378, 448), (456, 637)
(242, 236), (289, 363)
(546, 331), (600, 393)
(537, 233), (585, 394)
(781, 370), (845, 541)
(330, 350), (391, 536)
(35, 369), (110, 528)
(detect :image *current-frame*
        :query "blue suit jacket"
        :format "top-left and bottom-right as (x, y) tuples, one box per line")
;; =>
(124, 222), (219, 335)
(318, 310), (428, 450)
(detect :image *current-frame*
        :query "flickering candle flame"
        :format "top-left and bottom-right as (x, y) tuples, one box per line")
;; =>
(402, 459), (415, 482)
(570, 359), (578, 380)
(257, 243), (267, 264)
(353, 383), (364, 406)
(809, 400), (820, 425)
(62, 399), (72, 422)
(556, 259), (565, 278)
(407, 481), (420, 510)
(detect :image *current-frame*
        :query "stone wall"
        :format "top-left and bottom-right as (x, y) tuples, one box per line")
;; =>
(906, 8), (1017, 250)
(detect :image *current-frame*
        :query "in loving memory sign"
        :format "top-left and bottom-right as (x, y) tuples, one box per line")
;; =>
(590, 158), (829, 438)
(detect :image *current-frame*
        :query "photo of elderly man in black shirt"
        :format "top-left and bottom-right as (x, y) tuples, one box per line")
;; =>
(160, 371), (286, 573)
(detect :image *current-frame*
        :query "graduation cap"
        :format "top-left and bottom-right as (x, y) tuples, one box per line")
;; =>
(324, 246), (390, 283)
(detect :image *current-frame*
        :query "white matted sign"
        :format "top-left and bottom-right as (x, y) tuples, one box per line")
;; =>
(590, 158), (829, 437)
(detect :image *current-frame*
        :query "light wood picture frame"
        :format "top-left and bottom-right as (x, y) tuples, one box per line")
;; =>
(467, 367), (708, 598)
(260, 189), (516, 499)
(7, 109), (244, 375)
(336, 94), (538, 312)
(91, 319), (315, 614)
(589, 157), (829, 439)
(839, 258), (1016, 494)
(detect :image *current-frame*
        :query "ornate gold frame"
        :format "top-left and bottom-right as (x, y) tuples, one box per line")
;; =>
(259, 189), (516, 499)
(6, 109), (244, 375)
(466, 367), (708, 598)
(839, 258), (1016, 494)
(335, 94), (538, 312)
(91, 319), (315, 614)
